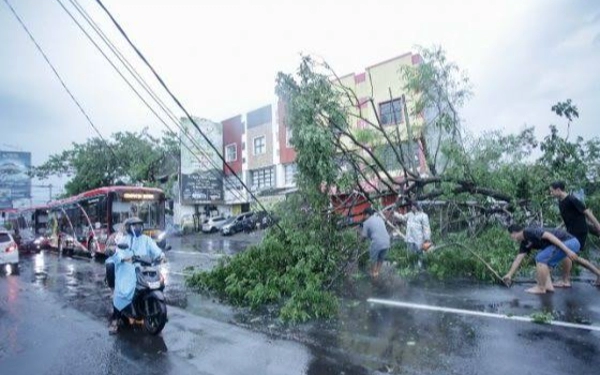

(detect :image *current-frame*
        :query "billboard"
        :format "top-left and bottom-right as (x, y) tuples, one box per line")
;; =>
(0, 151), (31, 209)
(180, 118), (223, 204)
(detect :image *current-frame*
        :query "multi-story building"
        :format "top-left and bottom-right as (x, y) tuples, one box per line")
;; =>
(276, 100), (297, 191)
(222, 115), (247, 215)
(336, 52), (426, 176)
(176, 51), (427, 224)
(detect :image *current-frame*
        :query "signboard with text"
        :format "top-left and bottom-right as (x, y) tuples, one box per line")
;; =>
(0, 151), (31, 208)
(180, 118), (223, 204)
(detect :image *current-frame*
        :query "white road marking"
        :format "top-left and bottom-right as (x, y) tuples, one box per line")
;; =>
(367, 298), (600, 332)
(168, 271), (192, 277)
(168, 251), (225, 257)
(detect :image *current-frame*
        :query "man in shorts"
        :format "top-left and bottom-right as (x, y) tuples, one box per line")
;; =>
(361, 207), (390, 279)
(503, 224), (600, 294)
(549, 181), (600, 287)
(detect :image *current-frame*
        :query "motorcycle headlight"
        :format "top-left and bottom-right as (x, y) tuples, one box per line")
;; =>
(157, 231), (166, 241)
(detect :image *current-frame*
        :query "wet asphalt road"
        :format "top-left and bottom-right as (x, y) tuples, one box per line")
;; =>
(0, 233), (362, 375)
(1, 232), (600, 374)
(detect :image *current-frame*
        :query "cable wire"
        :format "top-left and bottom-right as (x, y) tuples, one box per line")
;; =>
(1, 0), (123, 168)
(66, 0), (250, 203)
(56, 0), (249, 203)
(94, 0), (281, 232)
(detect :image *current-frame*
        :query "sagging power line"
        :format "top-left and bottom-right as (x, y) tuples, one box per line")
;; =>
(93, 0), (283, 233)
(1, 0), (144, 186)
(57, 0), (252, 204)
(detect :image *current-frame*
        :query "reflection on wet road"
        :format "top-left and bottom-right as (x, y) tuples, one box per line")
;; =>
(2, 233), (600, 374)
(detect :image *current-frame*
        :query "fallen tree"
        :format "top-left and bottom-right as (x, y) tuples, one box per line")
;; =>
(186, 48), (600, 322)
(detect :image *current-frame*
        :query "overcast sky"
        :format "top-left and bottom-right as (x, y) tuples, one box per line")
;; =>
(1, 0), (599, 203)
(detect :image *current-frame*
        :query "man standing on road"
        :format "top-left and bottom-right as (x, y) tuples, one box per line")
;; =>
(503, 224), (600, 294)
(393, 201), (431, 268)
(361, 207), (390, 279)
(549, 181), (600, 287)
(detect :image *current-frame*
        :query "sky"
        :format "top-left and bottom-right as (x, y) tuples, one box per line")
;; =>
(1, 0), (599, 204)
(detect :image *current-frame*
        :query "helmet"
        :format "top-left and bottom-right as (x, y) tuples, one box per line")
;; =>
(123, 217), (144, 235)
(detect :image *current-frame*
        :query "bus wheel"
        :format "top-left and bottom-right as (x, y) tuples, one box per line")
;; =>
(88, 239), (98, 258)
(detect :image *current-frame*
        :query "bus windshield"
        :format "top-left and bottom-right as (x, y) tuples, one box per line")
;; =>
(111, 193), (162, 230)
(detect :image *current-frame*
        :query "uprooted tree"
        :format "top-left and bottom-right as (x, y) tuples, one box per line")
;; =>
(187, 46), (600, 322)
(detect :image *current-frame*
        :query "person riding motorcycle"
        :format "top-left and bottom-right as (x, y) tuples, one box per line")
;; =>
(108, 217), (164, 334)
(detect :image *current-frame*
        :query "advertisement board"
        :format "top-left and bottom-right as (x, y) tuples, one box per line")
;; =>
(0, 151), (31, 208)
(180, 118), (223, 204)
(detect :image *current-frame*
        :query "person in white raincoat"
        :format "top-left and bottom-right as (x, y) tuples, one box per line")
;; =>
(394, 201), (431, 267)
(108, 217), (163, 334)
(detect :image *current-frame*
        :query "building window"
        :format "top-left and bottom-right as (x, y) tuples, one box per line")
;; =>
(251, 167), (274, 189)
(225, 143), (237, 162)
(379, 98), (403, 125)
(284, 163), (297, 186)
(253, 136), (266, 155)
(286, 127), (292, 147)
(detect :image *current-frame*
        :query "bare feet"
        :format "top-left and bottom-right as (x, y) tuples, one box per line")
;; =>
(553, 281), (572, 288)
(525, 286), (547, 294)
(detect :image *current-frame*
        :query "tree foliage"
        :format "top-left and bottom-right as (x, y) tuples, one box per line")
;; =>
(32, 129), (179, 197)
(188, 48), (600, 323)
(186, 57), (365, 322)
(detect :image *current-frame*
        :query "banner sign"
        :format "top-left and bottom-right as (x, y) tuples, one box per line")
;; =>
(180, 118), (223, 203)
(0, 151), (31, 208)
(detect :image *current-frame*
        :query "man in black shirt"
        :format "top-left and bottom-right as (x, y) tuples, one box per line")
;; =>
(502, 225), (600, 294)
(549, 181), (600, 287)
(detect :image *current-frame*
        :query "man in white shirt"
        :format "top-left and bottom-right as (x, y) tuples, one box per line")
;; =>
(394, 201), (431, 267)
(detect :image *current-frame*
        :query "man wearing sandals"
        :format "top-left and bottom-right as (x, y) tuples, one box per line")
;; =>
(503, 225), (600, 293)
(549, 181), (600, 288)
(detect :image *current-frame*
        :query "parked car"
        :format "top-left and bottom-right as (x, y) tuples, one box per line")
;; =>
(0, 230), (19, 271)
(221, 212), (254, 236)
(201, 216), (229, 233)
(254, 211), (279, 230)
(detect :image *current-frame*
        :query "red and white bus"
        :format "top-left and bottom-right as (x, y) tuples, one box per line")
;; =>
(46, 186), (167, 256)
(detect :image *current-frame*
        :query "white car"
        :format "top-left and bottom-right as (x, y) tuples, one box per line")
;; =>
(0, 230), (19, 270)
(201, 216), (229, 233)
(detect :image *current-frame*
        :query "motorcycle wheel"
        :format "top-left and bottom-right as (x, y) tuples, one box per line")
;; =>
(144, 299), (167, 335)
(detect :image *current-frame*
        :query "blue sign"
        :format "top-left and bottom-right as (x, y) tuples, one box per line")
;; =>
(0, 151), (31, 207)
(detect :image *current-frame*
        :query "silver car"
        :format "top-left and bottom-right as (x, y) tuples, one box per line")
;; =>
(0, 230), (19, 271)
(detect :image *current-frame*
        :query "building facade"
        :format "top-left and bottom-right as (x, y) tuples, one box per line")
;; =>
(175, 51), (427, 225)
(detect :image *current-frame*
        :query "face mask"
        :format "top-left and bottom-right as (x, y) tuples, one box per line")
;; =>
(133, 227), (143, 237)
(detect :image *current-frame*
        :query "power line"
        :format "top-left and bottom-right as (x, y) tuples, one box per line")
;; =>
(1, 0), (122, 168)
(60, 0), (249, 204)
(4, 0), (240, 206)
(93, 0), (278, 228)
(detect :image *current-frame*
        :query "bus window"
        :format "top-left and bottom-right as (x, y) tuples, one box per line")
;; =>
(111, 194), (162, 230)
(111, 200), (131, 231)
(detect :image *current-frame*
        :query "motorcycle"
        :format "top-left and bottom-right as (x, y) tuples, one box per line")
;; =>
(106, 243), (168, 335)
